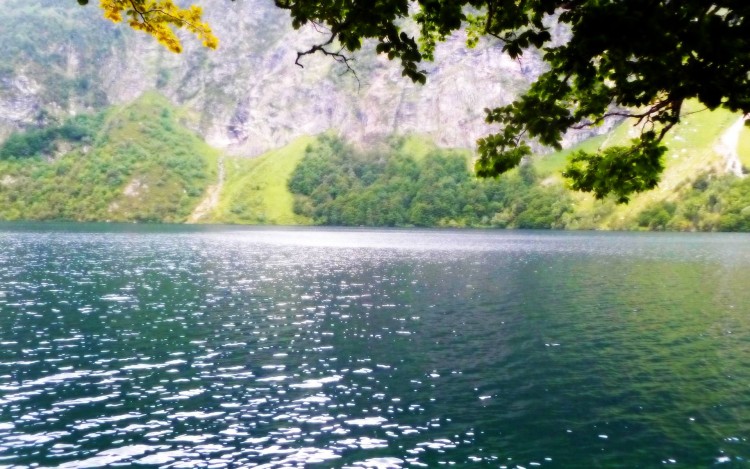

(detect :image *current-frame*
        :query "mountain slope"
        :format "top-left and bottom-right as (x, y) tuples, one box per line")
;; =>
(0, 93), (216, 222)
(198, 136), (314, 225)
(0, 0), (554, 157)
(0, 92), (747, 230)
(534, 104), (748, 230)
(1, 2), (749, 230)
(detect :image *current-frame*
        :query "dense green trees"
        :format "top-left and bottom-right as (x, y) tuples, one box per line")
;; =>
(639, 176), (750, 231)
(80, 1), (750, 202)
(0, 114), (102, 160)
(0, 94), (215, 222)
(289, 135), (572, 228)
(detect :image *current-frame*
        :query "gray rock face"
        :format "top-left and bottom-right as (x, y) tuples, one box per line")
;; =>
(0, 76), (42, 141)
(1, 0), (600, 155)
(161, 0), (546, 156)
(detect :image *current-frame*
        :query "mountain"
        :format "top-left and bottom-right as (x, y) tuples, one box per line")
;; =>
(1, 0), (749, 230)
(0, 0), (562, 155)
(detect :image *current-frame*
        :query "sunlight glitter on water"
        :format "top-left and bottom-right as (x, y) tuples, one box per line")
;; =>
(1, 226), (750, 466)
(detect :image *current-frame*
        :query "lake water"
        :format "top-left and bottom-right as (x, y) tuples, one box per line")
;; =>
(1, 224), (750, 467)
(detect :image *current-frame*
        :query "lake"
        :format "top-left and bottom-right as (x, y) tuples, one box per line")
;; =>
(1, 223), (750, 467)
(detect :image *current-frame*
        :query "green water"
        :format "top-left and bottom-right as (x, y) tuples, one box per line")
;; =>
(1, 223), (750, 467)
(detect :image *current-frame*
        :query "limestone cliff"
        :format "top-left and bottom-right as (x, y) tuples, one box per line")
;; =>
(0, 0), (553, 155)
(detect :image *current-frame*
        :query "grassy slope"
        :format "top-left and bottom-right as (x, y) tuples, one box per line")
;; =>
(534, 103), (742, 229)
(202, 136), (314, 225)
(739, 125), (750, 168)
(534, 134), (607, 178)
(398, 134), (439, 162)
(0, 92), (217, 222)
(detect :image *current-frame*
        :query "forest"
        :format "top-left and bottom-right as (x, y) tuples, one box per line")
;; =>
(288, 135), (572, 228)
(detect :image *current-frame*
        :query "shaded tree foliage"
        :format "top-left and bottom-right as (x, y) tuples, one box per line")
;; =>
(0, 114), (103, 160)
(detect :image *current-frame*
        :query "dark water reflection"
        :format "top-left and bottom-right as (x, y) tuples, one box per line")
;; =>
(1, 224), (750, 467)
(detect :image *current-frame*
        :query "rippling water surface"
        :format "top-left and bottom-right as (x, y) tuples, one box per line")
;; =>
(1, 223), (750, 467)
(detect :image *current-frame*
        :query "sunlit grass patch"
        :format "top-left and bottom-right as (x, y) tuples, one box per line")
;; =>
(738, 124), (750, 169)
(208, 136), (315, 225)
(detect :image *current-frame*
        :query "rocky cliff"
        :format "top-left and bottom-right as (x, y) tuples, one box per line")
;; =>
(0, 0), (555, 156)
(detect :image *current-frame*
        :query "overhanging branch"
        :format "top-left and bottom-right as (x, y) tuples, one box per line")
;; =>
(295, 31), (360, 88)
(571, 98), (682, 143)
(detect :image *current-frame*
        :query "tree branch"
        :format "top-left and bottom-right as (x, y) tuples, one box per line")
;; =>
(571, 99), (676, 131)
(127, 0), (207, 33)
(295, 32), (360, 89)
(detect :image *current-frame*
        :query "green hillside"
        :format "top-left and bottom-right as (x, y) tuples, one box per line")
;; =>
(740, 126), (750, 168)
(286, 135), (571, 228)
(536, 104), (749, 230)
(0, 92), (748, 231)
(0, 93), (216, 222)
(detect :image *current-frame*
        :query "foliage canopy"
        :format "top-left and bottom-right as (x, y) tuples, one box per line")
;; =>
(84, 0), (750, 202)
(288, 135), (572, 228)
(81, 0), (218, 52)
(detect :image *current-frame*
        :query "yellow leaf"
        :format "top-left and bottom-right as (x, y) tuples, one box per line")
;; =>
(98, 0), (219, 52)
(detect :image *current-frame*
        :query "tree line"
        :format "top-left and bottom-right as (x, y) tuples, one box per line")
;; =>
(288, 135), (572, 228)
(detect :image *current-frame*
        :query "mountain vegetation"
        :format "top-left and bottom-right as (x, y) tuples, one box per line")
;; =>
(82, 0), (750, 203)
(0, 90), (748, 230)
(288, 135), (571, 228)
(637, 176), (750, 232)
(0, 93), (216, 222)
(201, 136), (314, 225)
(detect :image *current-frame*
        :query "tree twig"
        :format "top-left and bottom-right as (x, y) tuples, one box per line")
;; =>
(295, 32), (360, 89)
